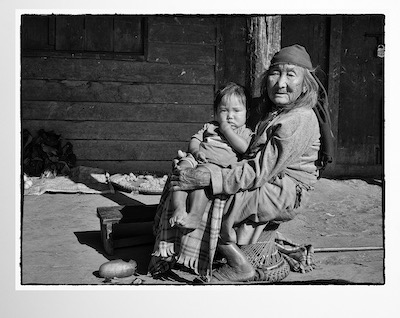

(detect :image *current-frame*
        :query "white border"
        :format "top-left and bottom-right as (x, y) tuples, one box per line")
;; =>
(5, 1), (400, 317)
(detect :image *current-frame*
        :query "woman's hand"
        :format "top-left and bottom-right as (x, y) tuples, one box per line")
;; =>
(193, 150), (208, 163)
(170, 167), (211, 191)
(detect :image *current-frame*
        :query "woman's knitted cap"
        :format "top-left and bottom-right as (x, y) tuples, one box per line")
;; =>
(270, 44), (313, 70)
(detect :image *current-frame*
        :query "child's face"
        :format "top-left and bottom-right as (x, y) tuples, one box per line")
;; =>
(215, 95), (247, 129)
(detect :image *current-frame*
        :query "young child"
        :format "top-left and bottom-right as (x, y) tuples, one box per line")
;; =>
(169, 82), (253, 229)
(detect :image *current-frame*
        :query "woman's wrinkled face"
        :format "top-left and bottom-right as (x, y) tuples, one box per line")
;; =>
(266, 64), (306, 106)
(215, 94), (247, 129)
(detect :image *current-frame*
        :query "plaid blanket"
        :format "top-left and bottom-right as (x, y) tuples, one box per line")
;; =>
(148, 179), (317, 281)
(148, 180), (226, 279)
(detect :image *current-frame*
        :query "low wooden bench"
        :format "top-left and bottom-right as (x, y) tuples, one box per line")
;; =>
(97, 205), (158, 255)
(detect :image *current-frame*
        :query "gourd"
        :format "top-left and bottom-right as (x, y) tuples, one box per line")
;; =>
(98, 259), (137, 278)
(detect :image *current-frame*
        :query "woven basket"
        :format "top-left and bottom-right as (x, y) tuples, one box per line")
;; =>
(109, 174), (164, 194)
(240, 226), (290, 283)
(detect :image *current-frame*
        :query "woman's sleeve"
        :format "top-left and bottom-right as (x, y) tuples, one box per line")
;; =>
(207, 111), (317, 195)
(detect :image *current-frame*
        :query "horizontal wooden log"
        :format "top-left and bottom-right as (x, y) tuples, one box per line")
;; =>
(77, 160), (173, 174)
(21, 101), (214, 122)
(70, 140), (187, 160)
(22, 50), (146, 61)
(147, 42), (215, 65)
(22, 120), (204, 141)
(21, 80), (214, 104)
(21, 57), (215, 84)
(148, 16), (217, 26)
(148, 23), (216, 44)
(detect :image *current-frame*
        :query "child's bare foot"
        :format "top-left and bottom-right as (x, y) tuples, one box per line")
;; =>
(177, 212), (204, 230)
(169, 209), (188, 227)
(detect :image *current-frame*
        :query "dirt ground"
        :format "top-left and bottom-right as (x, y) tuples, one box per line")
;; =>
(20, 177), (384, 286)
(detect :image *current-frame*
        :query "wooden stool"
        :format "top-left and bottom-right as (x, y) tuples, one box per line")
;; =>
(97, 205), (158, 255)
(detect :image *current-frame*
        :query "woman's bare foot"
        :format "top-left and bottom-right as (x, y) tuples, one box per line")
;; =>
(169, 209), (188, 227)
(177, 211), (204, 230)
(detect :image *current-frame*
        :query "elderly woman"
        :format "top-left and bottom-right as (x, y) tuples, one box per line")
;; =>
(149, 44), (330, 283)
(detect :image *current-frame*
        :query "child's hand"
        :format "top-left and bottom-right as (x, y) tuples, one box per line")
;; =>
(218, 120), (233, 135)
(172, 150), (188, 170)
(194, 151), (208, 163)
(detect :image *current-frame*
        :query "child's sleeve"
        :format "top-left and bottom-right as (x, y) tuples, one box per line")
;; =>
(191, 122), (210, 142)
(243, 127), (254, 143)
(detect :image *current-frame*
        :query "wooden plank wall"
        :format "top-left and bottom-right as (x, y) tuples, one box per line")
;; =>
(21, 16), (217, 174)
(22, 15), (383, 178)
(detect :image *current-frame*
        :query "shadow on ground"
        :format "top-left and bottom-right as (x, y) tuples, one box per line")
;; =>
(74, 230), (154, 275)
(101, 191), (148, 206)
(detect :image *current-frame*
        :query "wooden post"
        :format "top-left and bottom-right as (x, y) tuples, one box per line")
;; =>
(247, 16), (281, 98)
(327, 16), (343, 167)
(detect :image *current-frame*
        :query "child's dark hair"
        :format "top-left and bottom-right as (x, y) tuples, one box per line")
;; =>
(214, 82), (249, 113)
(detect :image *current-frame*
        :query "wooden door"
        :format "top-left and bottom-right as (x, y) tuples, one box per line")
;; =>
(281, 14), (384, 177)
(336, 15), (384, 168)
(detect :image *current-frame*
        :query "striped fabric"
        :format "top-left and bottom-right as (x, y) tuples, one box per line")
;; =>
(148, 179), (226, 279)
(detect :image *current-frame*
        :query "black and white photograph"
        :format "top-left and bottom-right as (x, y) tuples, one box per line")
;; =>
(2, 1), (399, 317)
